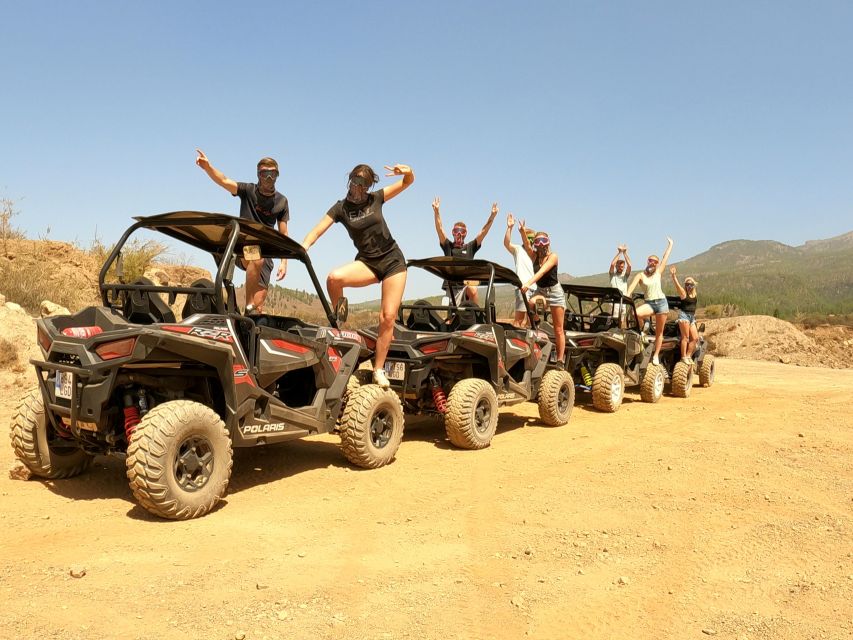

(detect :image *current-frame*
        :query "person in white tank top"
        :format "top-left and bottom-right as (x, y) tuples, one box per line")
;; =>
(627, 237), (674, 366)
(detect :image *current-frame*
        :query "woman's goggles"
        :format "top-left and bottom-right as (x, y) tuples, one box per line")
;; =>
(533, 236), (550, 247)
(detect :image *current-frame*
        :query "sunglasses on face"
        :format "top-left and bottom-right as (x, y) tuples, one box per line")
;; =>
(349, 176), (370, 188)
(452, 227), (467, 235)
(685, 283), (695, 289)
(533, 237), (550, 247)
(258, 170), (278, 179)
(647, 260), (658, 266)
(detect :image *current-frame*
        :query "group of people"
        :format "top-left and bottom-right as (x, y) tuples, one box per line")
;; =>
(195, 150), (699, 388)
(607, 239), (699, 366)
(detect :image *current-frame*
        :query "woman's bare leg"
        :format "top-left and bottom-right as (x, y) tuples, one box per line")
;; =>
(374, 270), (408, 370)
(551, 306), (566, 363)
(678, 320), (690, 358)
(652, 312), (667, 360)
(326, 261), (378, 307)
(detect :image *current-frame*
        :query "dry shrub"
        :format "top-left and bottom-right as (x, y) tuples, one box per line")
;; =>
(0, 257), (94, 313)
(90, 237), (168, 284)
(0, 336), (18, 368)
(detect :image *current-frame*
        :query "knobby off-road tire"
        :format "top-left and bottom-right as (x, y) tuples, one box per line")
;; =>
(640, 363), (665, 403)
(10, 387), (94, 479)
(698, 354), (716, 388)
(345, 369), (374, 397)
(537, 369), (575, 426)
(126, 400), (232, 520)
(445, 378), (499, 449)
(670, 361), (694, 398)
(592, 363), (624, 413)
(339, 384), (404, 468)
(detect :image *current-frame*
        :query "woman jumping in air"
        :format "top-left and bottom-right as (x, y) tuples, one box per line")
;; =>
(302, 163), (414, 388)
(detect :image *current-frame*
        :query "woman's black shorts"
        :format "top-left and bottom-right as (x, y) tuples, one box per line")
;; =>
(357, 246), (407, 282)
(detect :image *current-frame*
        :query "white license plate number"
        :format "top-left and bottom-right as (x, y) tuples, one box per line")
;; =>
(55, 372), (73, 399)
(383, 361), (406, 381)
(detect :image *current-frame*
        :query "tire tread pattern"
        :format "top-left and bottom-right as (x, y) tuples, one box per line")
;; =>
(537, 370), (575, 426)
(671, 361), (694, 398)
(445, 378), (498, 449)
(592, 363), (624, 413)
(640, 364), (664, 403)
(339, 384), (404, 469)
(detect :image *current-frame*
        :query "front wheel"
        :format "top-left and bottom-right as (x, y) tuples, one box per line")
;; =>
(10, 388), (94, 479)
(537, 369), (575, 426)
(339, 384), (404, 468)
(126, 400), (232, 520)
(592, 363), (624, 413)
(670, 361), (694, 398)
(698, 355), (716, 387)
(640, 363), (665, 403)
(445, 378), (499, 449)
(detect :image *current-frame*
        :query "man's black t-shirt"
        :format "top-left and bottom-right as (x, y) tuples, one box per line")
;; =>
(234, 182), (290, 228)
(440, 238), (480, 292)
(326, 190), (398, 258)
(440, 238), (480, 259)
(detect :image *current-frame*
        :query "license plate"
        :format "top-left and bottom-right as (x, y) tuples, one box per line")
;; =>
(383, 361), (406, 381)
(55, 372), (73, 399)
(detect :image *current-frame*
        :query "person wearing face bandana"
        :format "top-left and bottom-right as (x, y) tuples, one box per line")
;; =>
(195, 149), (290, 314)
(627, 237), (674, 365)
(608, 244), (632, 295)
(302, 163), (414, 389)
(520, 229), (566, 367)
(431, 198), (499, 304)
(670, 265), (699, 365)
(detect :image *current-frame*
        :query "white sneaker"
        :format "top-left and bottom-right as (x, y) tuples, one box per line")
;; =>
(682, 356), (693, 365)
(373, 368), (391, 389)
(652, 355), (660, 366)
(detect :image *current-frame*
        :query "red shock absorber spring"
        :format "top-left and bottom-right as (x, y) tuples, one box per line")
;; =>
(430, 376), (448, 414)
(123, 406), (141, 442)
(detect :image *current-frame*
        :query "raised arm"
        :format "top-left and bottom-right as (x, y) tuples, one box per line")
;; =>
(519, 218), (535, 260)
(195, 149), (238, 195)
(626, 272), (643, 297)
(432, 197), (447, 245)
(474, 202), (499, 246)
(622, 245), (632, 276)
(301, 215), (334, 252)
(609, 247), (622, 276)
(521, 252), (558, 292)
(503, 213), (515, 253)
(669, 265), (686, 299)
(381, 164), (415, 202)
(659, 236), (674, 270)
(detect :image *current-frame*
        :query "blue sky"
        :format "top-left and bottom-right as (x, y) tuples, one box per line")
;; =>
(2, 1), (851, 301)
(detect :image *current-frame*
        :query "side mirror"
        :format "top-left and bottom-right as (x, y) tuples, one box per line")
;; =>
(335, 297), (349, 323)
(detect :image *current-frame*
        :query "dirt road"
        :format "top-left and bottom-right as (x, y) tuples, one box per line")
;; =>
(1, 358), (851, 640)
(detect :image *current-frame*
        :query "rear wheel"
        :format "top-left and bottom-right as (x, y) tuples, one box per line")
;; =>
(445, 379), (498, 449)
(126, 400), (232, 520)
(339, 384), (404, 468)
(671, 361), (694, 398)
(537, 370), (575, 426)
(592, 363), (624, 413)
(10, 388), (94, 479)
(698, 355), (716, 387)
(640, 364), (665, 403)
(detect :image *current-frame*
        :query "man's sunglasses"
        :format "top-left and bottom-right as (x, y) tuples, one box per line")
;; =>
(647, 259), (659, 265)
(533, 237), (550, 247)
(452, 226), (467, 235)
(258, 170), (278, 179)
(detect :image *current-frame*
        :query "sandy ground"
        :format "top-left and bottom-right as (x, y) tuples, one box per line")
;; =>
(1, 358), (851, 640)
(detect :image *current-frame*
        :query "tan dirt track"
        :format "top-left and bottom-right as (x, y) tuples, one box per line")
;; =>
(1, 358), (851, 640)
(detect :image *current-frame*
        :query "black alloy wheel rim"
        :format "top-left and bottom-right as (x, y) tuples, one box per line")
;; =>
(558, 383), (571, 414)
(174, 435), (214, 492)
(474, 397), (493, 434)
(370, 408), (393, 449)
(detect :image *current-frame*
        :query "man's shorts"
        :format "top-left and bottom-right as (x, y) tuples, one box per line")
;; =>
(239, 257), (274, 290)
(515, 288), (532, 313)
(357, 246), (407, 282)
(534, 283), (566, 308)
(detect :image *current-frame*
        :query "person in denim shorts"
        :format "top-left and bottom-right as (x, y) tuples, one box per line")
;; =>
(520, 230), (567, 367)
(627, 237), (674, 365)
(670, 265), (699, 364)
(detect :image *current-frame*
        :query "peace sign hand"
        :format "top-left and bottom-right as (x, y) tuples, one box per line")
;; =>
(491, 202), (499, 217)
(432, 196), (441, 214)
(507, 213), (515, 228)
(384, 164), (412, 177)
